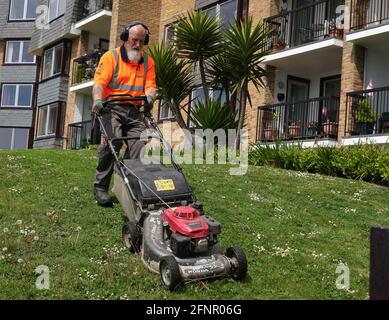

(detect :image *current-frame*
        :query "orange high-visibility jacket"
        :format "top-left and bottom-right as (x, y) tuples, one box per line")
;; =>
(94, 47), (156, 101)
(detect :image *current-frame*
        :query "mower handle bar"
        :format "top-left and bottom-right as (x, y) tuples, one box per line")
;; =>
(102, 94), (147, 108)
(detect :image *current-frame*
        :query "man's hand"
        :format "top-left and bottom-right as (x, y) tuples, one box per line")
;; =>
(144, 95), (154, 114)
(93, 99), (105, 116)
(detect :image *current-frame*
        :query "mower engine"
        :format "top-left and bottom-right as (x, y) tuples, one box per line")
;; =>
(162, 206), (221, 258)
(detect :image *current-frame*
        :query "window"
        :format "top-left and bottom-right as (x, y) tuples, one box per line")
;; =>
(42, 42), (71, 79)
(189, 86), (227, 127)
(159, 100), (175, 121)
(204, 0), (248, 29)
(5, 40), (35, 64)
(48, 0), (66, 22)
(37, 103), (59, 137)
(9, 0), (38, 20)
(99, 39), (109, 51)
(164, 23), (177, 47)
(0, 127), (29, 150)
(1, 84), (33, 108)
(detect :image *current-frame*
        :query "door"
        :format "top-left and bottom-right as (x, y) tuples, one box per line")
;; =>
(287, 77), (310, 137)
(321, 76), (341, 123)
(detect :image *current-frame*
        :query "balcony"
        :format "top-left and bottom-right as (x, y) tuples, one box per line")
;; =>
(347, 0), (389, 47)
(70, 49), (106, 93)
(262, 0), (344, 73)
(257, 97), (340, 143)
(68, 120), (101, 149)
(344, 87), (389, 144)
(75, 0), (113, 39)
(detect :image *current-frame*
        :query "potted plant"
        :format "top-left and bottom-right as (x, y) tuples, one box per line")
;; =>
(356, 99), (377, 135)
(288, 120), (300, 139)
(306, 121), (318, 136)
(323, 120), (338, 137)
(263, 111), (281, 140)
(104, 0), (113, 10)
(329, 18), (343, 38)
(272, 37), (286, 51)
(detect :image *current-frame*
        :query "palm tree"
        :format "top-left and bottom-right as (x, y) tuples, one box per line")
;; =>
(148, 43), (193, 130)
(175, 10), (223, 104)
(220, 18), (270, 150)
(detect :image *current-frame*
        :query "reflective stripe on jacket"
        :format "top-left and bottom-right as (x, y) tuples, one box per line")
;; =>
(93, 47), (156, 101)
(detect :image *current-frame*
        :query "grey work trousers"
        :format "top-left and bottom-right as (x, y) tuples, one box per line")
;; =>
(94, 104), (146, 191)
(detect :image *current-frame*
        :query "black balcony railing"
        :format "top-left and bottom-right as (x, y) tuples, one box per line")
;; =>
(68, 120), (101, 149)
(72, 49), (106, 85)
(264, 0), (344, 52)
(350, 0), (389, 31)
(257, 96), (340, 142)
(345, 87), (389, 136)
(77, 0), (113, 22)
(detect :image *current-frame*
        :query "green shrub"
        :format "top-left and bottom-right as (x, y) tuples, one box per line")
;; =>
(249, 142), (389, 186)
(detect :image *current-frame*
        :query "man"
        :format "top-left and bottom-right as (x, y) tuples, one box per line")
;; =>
(92, 21), (156, 206)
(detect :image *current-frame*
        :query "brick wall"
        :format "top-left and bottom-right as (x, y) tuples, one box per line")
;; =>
(338, 42), (365, 141)
(244, 0), (279, 142)
(159, 0), (195, 130)
(111, 0), (163, 48)
(63, 32), (89, 148)
(0, 40), (4, 71)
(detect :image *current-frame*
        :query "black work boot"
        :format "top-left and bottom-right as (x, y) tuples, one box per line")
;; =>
(94, 186), (113, 207)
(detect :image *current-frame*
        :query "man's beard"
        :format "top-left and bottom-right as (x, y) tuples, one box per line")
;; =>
(127, 49), (142, 63)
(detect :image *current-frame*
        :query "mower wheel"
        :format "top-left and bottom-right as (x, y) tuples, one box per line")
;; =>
(159, 256), (181, 291)
(226, 246), (247, 280)
(122, 222), (141, 254)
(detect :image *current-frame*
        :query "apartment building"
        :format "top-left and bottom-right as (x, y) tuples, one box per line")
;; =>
(1, 0), (387, 150)
(28, 0), (163, 149)
(0, 0), (39, 150)
(254, 0), (389, 146)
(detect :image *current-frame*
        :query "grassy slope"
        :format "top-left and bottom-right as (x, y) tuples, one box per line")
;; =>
(0, 149), (388, 300)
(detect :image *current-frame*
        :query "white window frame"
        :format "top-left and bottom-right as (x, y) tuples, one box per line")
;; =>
(9, 0), (37, 21)
(48, 0), (66, 22)
(164, 23), (178, 48)
(159, 100), (175, 121)
(0, 84), (34, 108)
(37, 104), (59, 137)
(42, 43), (63, 79)
(205, 0), (238, 28)
(5, 40), (36, 64)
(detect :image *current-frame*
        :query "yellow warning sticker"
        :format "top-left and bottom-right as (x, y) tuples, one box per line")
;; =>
(154, 179), (175, 191)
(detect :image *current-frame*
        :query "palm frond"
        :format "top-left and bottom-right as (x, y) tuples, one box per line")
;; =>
(190, 100), (239, 130)
(175, 10), (224, 63)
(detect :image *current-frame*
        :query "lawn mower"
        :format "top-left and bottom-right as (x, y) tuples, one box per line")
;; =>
(96, 95), (248, 291)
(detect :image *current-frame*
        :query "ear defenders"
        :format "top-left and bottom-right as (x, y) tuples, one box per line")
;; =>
(120, 21), (150, 45)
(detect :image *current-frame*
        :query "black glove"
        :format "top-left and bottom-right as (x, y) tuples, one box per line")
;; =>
(93, 99), (105, 116)
(144, 95), (154, 114)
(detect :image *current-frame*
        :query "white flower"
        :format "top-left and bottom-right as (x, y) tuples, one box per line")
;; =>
(16, 220), (23, 225)
(2, 247), (7, 252)
(249, 192), (262, 202)
(17, 258), (23, 264)
(33, 236), (39, 241)
(76, 226), (82, 232)
(3, 228), (9, 233)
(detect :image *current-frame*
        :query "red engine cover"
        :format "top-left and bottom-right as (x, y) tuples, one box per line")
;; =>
(162, 206), (209, 239)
